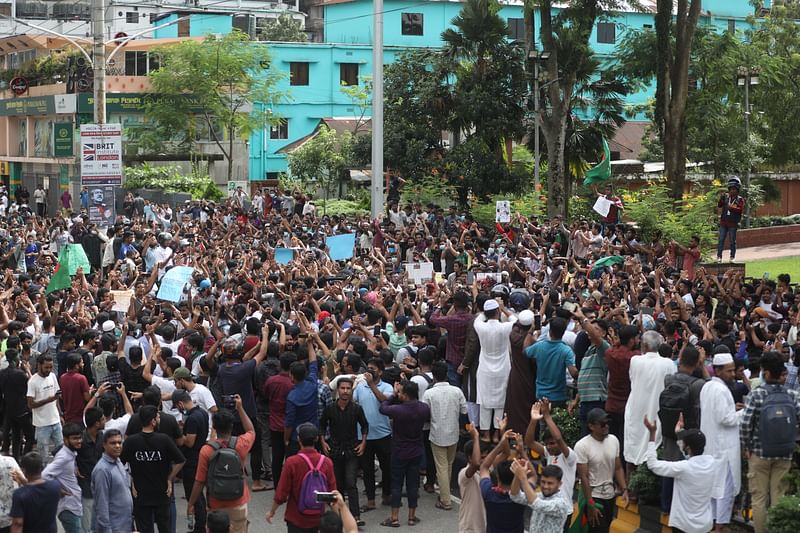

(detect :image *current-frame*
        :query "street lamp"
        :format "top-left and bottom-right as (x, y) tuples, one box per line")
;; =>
(528, 49), (550, 192)
(736, 65), (760, 228)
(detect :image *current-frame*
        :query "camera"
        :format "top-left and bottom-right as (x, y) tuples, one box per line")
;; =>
(222, 395), (236, 408)
(315, 491), (337, 503)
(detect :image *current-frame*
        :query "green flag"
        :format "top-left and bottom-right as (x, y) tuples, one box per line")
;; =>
(46, 244), (91, 294)
(583, 138), (611, 186)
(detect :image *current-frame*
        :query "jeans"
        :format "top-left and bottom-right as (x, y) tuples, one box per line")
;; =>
(361, 436), (392, 502)
(133, 500), (171, 533)
(431, 443), (457, 506)
(270, 429), (287, 486)
(390, 455), (421, 509)
(58, 510), (83, 533)
(749, 455), (792, 533)
(717, 225), (738, 259)
(446, 361), (462, 387)
(81, 496), (95, 533)
(286, 524), (318, 533)
(255, 410), (272, 479)
(332, 452), (360, 519)
(183, 466), (205, 533)
(34, 422), (62, 464)
(2, 412), (35, 460)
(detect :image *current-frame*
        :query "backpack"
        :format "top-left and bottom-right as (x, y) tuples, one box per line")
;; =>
(759, 384), (798, 458)
(417, 372), (433, 385)
(297, 452), (330, 516)
(205, 437), (244, 501)
(658, 373), (698, 439)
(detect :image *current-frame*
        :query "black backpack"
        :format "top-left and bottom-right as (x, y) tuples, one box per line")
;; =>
(759, 384), (798, 458)
(205, 437), (244, 501)
(659, 373), (698, 439)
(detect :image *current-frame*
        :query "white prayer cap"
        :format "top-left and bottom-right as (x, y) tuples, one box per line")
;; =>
(518, 310), (535, 326)
(712, 353), (734, 366)
(483, 299), (499, 312)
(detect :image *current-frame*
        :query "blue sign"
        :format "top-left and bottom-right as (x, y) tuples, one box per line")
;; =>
(156, 266), (195, 303)
(326, 233), (356, 261)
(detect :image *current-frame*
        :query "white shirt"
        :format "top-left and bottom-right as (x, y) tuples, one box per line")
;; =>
(27, 372), (61, 427)
(544, 448), (577, 505)
(150, 375), (179, 418)
(646, 442), (723, 533)
(422, 382), (467, 447)
(574, 434), (620, 499)
(700, 377), (742, 494)
(187, 383), (217, 436)
(103, 413), (131, 435)
(33, 189), (45, 203)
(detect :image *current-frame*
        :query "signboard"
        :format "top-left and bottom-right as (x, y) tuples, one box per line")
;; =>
(10, 77), (28, 96)
(0, 95), (56, 116)
(227, 181), (247, 196)
(78, 92), (207, 114)
(80, 123), (123, 185)
(87, 185), (116, 226)
(54, 123), (74, 157)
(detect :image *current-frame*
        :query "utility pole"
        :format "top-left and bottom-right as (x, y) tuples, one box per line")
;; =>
(736, 65), (759, 228)
(370, 0), (384, 220)
(528, 50), (550, 192)
(92, 0), (106, 124)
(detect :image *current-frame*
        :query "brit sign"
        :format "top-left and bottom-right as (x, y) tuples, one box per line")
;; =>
(80, 123), (123, 185)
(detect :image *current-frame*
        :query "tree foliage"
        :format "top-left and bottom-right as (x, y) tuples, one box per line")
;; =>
(124, 163), (223, 201)
(257, 14), (308, 42)
(145, 31), (284, 181)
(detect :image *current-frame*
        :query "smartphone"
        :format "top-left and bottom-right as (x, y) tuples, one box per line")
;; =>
(534, 314), (542, 330)
(763, 272), (770, 280)
(315, 491), (337, 503)
(467, 272), (475, 285)
(222, 394), (236, 408)
(373, 325), (382, 337)
(154, 304), (161, 316)
(508, 437), (517, 449)
(562, 301), (577, 313)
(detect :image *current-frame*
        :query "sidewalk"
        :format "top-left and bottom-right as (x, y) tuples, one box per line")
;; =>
(735, 242), (800, 262)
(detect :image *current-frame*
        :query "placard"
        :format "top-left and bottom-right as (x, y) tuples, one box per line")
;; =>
(156, 266), (195, 303)
(593, 195), (613, 218)
(87, 185), (116, 226)
(80, 123), (123, 185)
(404, 262), (434, 285)
(495, 200), (511, 223)
(326, 233), (356, 261)
(110, 289), (133, 312)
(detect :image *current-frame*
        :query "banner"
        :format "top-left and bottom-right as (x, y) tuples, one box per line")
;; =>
(326, 233), (356, 261)
(156, 266), (195, 303)
(110, 289), (134, 312)
(80, 123), (123, 185)
(54, 122), (74, 157)
(275, 248), (294, 265)
(87, 185), (116, 226)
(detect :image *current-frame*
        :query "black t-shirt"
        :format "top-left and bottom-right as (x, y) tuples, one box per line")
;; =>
(218, 359), (257, 420)
(121, 431), (185, 505)
(126, 410), (183, 442)
(0, 367), (29, 417)
(181, 406), (209, 469)
(76, 430), (104, 496)
(118, 359), (149, 395)
(10, 479), (61, 533)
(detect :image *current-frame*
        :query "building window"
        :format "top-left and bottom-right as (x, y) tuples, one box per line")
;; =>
(290, 62), (309, 86)
(597, 22), (615, 44)
(507, 18), (525, 42)
(0, 3), (11, 17)
(177, 17), (190, 37)
(340, 63), (359, 86)
(126, 12), (139, 23)
(125, 51), (149, 76)
(270, 119), (288, 140)
(401, 13), (423, 36)
(728, 19), (735, 33)
(643, 23), (652, 29)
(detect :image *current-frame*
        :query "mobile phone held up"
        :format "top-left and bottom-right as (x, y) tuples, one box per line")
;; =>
(315, 491), (337, 503)
(222, 394), (236, 409)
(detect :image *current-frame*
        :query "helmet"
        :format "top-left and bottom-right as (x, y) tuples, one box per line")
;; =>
(490, 284), (510, 297)
(509, 289), (531, 312)
(726, 176), (741, 190)
(158, 232), (173, 243)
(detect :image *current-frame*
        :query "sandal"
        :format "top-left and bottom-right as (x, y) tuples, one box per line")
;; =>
(435, 500), (452, 511)
(360, 505), (376, 514)
(408, 517), (421, 526)
(423, 484), (436, 494)
(356, 518), (366, 527)
(380, 518), (400, 528)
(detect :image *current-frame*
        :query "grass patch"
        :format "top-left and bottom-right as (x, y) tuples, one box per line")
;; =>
(745, 256), (800, 281)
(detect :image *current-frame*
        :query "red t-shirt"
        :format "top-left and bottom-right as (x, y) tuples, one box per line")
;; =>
(604, 346), (639, 414)
(195, 430), (255, 509)
(273, 450), (337, 529)
(264, 373), (293, 432)
(59, 370), (89, 423)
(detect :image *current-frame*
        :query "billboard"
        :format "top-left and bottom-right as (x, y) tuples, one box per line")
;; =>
(80, 123), (123, 185)
(87, 185), (116, 227)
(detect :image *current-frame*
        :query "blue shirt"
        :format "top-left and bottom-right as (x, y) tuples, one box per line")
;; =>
(285, 360), (319, 441)
(480, 477), (526, 533)
(525, 339), (576, 402)
(92, 453), (133, 533)
(10, 479), (61, 533)
(354, 380), (393, 440)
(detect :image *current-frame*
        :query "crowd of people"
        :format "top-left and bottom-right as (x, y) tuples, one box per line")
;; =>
(0, 176), (798, 533)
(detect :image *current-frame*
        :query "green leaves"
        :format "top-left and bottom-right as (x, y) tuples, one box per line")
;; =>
(124, 164), (223, 201)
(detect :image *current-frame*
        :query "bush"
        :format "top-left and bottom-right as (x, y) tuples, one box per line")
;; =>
(400, 174), (459, 209)
(549, 407), (580, 449)
(628, 463), (661, 506)
(767, 495), (800, 533)
(317, 199), (369, 217)
(124, 163), (223, 201)
(750, 214), (800, 228)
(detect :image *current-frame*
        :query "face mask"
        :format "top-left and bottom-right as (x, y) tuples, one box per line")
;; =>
(488, 247), (495, 254)
(745, 299), (751, 307)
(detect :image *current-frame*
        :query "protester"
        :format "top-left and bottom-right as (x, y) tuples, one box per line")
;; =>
(10, 451), (61, 533)
(92, 429), (134, 533)
(41, 422), (83, 533)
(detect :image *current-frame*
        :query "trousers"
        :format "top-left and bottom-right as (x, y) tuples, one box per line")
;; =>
(431, 443), (457, 506)
(361, 436), (391, 502)
(748, 455), (792, 533)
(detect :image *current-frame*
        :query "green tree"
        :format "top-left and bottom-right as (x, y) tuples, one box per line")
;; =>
(145, 31), (283, 182)
(258, 14), (308, 42)
(287, 125), (351, 210)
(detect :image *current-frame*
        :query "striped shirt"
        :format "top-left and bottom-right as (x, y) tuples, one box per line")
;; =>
(577, 340), (610, 402)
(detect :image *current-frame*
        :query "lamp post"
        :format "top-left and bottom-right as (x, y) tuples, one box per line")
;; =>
(370, 0), (384, 220)
(736, 65), (760, 228)
(528, 49), (550, 192)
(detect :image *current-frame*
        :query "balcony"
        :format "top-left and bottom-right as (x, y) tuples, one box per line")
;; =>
(52, 2), (90, 21)
(15, 1), (48, 19)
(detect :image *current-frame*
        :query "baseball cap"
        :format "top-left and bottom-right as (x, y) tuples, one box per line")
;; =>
(395, 315), (409, 329)
(172, 367), (193, 381)
(586, 408), (609, 425)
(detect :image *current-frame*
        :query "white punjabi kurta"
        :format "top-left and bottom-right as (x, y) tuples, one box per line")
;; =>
(700, 377), (742, 495)
(623, 352), (677, 465)
(474, 314), (517, 410)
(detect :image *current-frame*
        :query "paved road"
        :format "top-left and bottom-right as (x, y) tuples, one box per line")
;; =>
(174, 482), (461, 532)
(735, 242), (800, 261)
